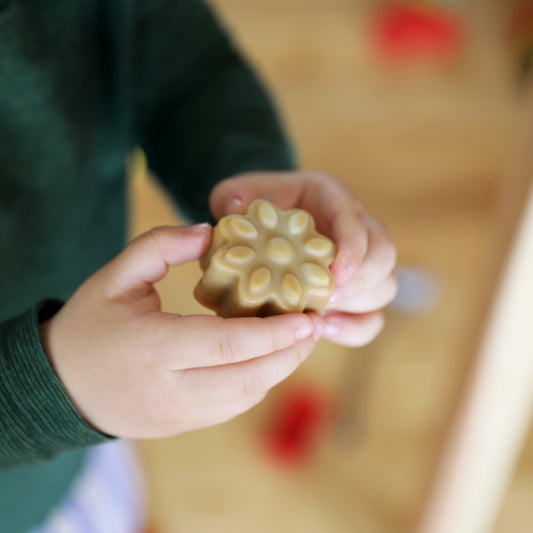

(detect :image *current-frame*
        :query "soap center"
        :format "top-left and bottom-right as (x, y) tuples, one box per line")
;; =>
(266, 237), (295, 264)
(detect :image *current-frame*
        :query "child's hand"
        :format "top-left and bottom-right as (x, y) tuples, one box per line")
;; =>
(40, 225), (322, 438)
(210, 171), (398, 347)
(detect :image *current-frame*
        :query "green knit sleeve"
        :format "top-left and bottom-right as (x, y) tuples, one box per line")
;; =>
(133, 0), (296, 222)
(0, 302), (113, 470)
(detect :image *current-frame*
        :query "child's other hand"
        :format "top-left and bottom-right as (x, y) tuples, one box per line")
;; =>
(40, 225), (321, 438)
(210, 171), (398, 347)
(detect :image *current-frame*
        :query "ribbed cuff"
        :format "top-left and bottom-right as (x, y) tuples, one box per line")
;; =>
(0, 302), (114, 469)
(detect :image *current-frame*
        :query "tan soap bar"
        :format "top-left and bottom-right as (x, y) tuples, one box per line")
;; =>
(194, 199), (336, 318)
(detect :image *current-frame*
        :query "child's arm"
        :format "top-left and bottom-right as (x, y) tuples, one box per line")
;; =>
(0, 303), (115, 469)
(1, 224), (321, 468)
(133, 0), (295, 222)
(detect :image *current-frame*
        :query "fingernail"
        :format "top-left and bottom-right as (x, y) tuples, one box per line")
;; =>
(295, 320), (313, 340)
(312, 318), (325, 341)
(190, 222), (211, 232)
(225, 196), (245, 214)
(341, 256), (356, 283)
(332, 256), (355, 287)
(328, 287), (342, 306)
(325, 320), (340, 337)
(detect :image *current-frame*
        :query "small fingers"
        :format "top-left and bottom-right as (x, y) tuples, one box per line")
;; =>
(180, 335), (317, 404)
(330, 273), (398, 313)
(353, 216), (397, 291)
(161, 313), (320, 370)
(329, 208), (368, 286)
(300, 176), (368, 286)
(209, 171), (303, 219)
(328, 216), (396, 310)
(323, 311), (384, 347)
(174, 391), (270, 433)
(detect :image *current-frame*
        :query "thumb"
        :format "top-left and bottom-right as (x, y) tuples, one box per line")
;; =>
(103, 224), (211, 297)
(209, 172), (303, 219)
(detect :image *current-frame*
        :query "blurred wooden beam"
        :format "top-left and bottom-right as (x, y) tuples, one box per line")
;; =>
(416, 89), (533, 533)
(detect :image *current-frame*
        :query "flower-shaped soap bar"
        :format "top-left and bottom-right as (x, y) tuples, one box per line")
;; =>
(195, 200), (336, 317)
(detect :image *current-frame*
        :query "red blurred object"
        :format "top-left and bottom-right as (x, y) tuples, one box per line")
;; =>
(371, 2), (465, 63)
(263, 385), (332, 467)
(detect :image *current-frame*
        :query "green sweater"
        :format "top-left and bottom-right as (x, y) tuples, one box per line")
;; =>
(0, 0), (294, 530)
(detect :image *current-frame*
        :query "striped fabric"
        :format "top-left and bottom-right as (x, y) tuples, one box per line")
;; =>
(29, 440), (146, 533)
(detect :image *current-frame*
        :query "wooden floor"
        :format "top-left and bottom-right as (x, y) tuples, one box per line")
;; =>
(130, 1), (532, 531)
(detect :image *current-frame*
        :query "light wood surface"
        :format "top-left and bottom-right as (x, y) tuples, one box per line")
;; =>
(130, 1), (533, 532)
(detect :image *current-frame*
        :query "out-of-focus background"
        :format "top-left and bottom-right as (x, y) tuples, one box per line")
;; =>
(130, 1), (533, 532)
